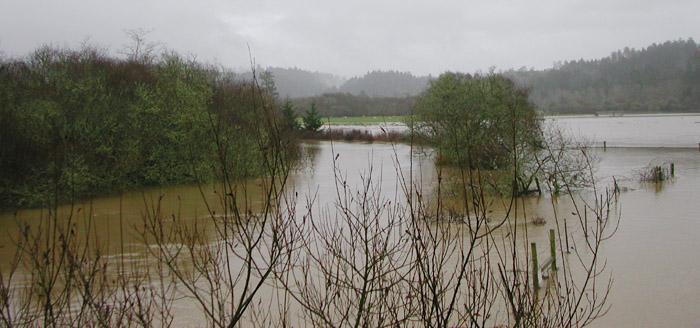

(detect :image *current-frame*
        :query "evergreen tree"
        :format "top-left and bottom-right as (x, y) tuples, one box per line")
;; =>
(282, 99), (300, 130)
(259, 70), (279, 99)
(303, 103), (323, 132)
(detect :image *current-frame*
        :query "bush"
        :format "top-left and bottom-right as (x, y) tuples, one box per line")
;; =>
(0, 45), (292, 208)
(638, 163), (672, 182)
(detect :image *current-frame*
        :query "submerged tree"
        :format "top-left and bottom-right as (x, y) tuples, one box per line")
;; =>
(412, 72), (541, 169)
(411, 72), (543, 196)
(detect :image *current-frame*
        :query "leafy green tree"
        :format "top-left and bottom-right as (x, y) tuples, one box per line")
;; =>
(303, 103), (323, 132)
(413, 72), (540, 170)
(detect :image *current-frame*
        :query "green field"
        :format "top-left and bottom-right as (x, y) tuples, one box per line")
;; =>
(323, 115), (407, 124)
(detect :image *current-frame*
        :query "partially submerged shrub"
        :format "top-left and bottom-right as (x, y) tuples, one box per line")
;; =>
(532, 216), (547, 225)
(638, 163), (672, 183)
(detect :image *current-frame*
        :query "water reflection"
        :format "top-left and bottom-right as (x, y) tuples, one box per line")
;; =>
(1, 136), (699, 327)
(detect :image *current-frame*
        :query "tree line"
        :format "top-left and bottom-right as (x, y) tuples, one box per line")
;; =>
(505, 38), (700, 113)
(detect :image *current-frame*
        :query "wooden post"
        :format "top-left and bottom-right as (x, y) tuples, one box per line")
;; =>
(549, 229), (557, 271)
(603, 141), (607, 150)
(531, 243), (539, 290)
(670, 163), (675, 176)
(564, 219), (570, 253)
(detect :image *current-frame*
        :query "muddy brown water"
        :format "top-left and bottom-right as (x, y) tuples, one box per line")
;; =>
(1, 114), (699, 327)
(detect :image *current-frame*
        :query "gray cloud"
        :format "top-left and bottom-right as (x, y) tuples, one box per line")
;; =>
(1, 0), (698, 76)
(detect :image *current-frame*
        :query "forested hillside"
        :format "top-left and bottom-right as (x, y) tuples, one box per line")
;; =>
(268, 67), (345, 98)
(263, 69), (429, 99)
(272, 39), (700, 116)
(505, 38), (700, 113)
(338, 70), (430, 97)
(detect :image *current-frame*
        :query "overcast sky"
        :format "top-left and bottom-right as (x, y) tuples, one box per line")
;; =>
(1, 0), (698, 77)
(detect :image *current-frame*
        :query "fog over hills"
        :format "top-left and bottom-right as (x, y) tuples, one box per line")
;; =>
(272, 39), (700, 114)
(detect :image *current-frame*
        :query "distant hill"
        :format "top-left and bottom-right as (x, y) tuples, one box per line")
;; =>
(262, 68), (430, 99)
(338, 70), (431, 97)
(264, 38), (700, 115)
(268, 67), (345, 98)
(504, 38), (700, 114)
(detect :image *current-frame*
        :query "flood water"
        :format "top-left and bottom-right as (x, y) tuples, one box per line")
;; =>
(1, 114), (699, 327)
(551, 113), (700, 148)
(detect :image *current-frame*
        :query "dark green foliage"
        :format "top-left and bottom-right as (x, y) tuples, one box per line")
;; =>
(302, 103), (323, 132)
(0, 45), (287, 208)
(281, 99), (301, 130)
(413, 72), (540, 169)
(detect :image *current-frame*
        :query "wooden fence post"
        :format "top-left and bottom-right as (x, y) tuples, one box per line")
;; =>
(531, 242), (539, 290)
(564, 219), (570, 253)
(549, 229), (557, 271)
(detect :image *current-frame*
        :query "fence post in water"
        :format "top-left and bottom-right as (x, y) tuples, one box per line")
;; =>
(670, 163), (675, 176)
(603, 141), (607, 150)
(531, 242), (539, 290)
(564, 219), (570, 253)
(549, 229), (557, 271)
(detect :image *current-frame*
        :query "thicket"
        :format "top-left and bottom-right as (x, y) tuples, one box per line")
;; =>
(0, 45), (293, 208)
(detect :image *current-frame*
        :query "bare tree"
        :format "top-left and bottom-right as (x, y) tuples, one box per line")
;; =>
(0, 200), (172, 327)
(276, 148), (415, 327)
(120, 28), (162, 64)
